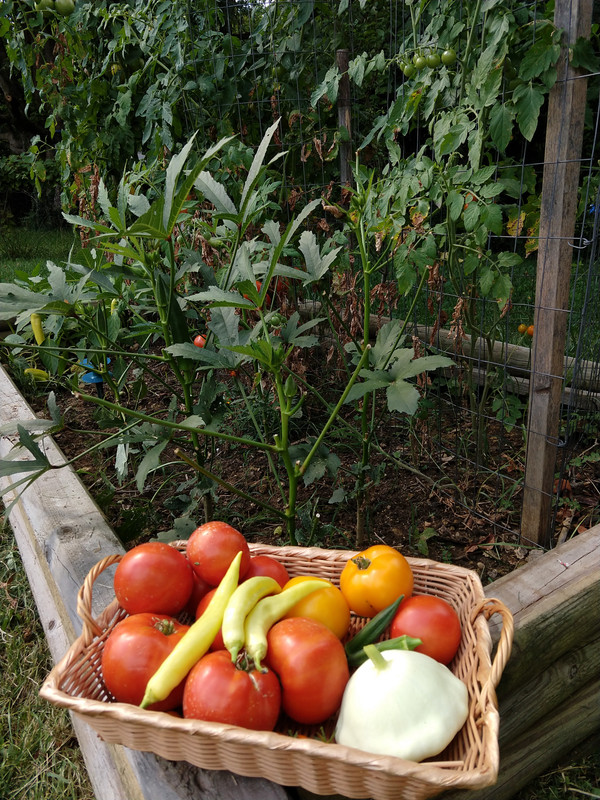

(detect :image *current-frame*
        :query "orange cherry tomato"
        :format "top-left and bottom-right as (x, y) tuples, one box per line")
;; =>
(517, 324), (527, 334)
(339, 544), (414, 618)
(526, 324), (534, 337)
(282, 575), (351, 640)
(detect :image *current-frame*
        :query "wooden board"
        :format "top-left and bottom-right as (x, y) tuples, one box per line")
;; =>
(0, 364), (291, 800)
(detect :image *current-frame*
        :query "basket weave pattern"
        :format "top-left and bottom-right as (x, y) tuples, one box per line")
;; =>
(40, 543), (513, 800)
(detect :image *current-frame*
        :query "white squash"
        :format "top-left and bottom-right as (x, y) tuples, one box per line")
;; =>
(334, 645), (469, 762)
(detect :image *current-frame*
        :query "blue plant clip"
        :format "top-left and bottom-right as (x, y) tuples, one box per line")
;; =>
(80, 358), (111, 398)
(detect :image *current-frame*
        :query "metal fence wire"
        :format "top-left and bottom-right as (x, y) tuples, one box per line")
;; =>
(181, 0), (599, 547)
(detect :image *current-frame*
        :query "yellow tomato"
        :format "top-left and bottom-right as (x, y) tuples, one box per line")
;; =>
(339, 544), (414, 618)
(282, 576), (351, 640)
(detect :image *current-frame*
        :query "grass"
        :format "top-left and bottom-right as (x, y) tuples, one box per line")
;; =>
(0, 519), (94, 800)
(0, 227), (83, 283)
(1, 518), (599, 800)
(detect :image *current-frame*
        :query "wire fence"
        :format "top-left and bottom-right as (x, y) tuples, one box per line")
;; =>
(178, 0), (600, 547)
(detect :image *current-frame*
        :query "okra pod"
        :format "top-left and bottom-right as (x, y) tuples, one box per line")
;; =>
(222, 575), (282, 662)
(344, 594), (404, 661)
(245, 579), (325, 671)
(347, 635), (422, 668)
(140, 551), (242, 709)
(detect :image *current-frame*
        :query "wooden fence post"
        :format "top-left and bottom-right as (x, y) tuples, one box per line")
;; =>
(521, 0), (593, 547)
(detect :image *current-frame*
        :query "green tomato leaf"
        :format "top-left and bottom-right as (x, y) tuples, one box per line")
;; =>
(489, 103), (514, 152)
(519, 39), (560, 81)
(513, 83), (545, 141)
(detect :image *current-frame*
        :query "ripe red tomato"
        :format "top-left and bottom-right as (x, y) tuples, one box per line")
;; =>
(186, 521), (251, 586)
(113, 542), (194, 616)
(183, 650), (281, 730)
(265, 617), (349, 725)
(243, 554), (290, 588)
(339, 544), (414, 618)
(389, 594), (462, 665)
(102, 613), (189, 711)
(183, 569), (212, 617)
(193, 334), (206, 348)
(195, 588), (225, 651)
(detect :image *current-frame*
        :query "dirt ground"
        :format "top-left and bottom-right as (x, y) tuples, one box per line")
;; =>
(25, 356), (600, 587)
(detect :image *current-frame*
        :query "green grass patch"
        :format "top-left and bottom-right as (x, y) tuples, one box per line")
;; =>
(0, 227), (83, 282)
(0, 520), (94, 800)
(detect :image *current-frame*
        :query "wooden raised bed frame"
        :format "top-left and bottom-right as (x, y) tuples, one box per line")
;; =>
(1, 362), (599, 800)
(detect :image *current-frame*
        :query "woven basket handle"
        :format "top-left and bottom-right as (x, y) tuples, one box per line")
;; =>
(76, 553), (123, 644)
(470, 597), (514, 710)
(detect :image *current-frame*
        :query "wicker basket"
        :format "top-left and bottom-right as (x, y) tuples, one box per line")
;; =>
(40, 542), (513, 800)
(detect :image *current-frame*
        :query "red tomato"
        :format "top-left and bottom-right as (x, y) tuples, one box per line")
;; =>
(244, 554), (290, 588)
(113, 542), (194, 616)
(195, 588), (225, 651)
(183, 569), (212, 617)
(186, 521), (251, 586)
(193, 334), (206, 348)
(102, 613), (189, 711)
(265, 617), (349, 725)
(183, 650), (281, 730)
(389, 594), (462, 665)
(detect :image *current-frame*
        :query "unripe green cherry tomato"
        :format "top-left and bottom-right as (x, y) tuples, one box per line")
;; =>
(55, 0), (75, 14)
(441, 48), (457, 66)
(426, 52), (441, 68)
(402, 62), (416, 78)
(413, 54), (427, 70)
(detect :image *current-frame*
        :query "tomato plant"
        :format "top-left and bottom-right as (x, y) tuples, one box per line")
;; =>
(195, 588), (225, 651)
(182, 650), (281, 730)
(186, 521), (251, 586)
(113, 542), (194, 616)
(102, 613), (190, 711)
(265, 617), (349, 725)
(389, 595), (462, 665)
(282, 576), (351, 640)
(339, 544), (414, 618)
(244, 554), (290, 588)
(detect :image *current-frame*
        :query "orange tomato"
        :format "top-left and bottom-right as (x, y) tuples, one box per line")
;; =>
(526, 324), (534, 337)
(517, 324), (527, 334)
(339, 544), (414, 618)
(282, 576), (351, 640)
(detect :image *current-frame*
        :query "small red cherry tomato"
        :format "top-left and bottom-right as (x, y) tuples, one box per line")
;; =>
(193, 334), (206, 348)
(195, 588), (225, 651)
(243, 554), (290, 588)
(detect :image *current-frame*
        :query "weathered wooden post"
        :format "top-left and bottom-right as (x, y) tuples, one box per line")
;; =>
(521, 0), (593, 547)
